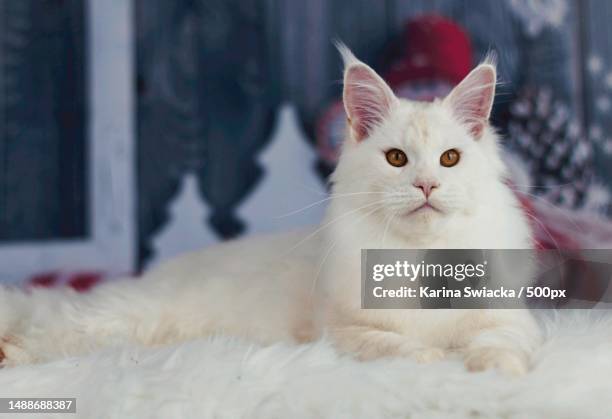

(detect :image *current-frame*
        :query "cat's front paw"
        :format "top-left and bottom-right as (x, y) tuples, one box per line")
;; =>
(405, 347), (446, 364)
(0, 336), (37, 367)
(354, 343), (446, 363)
(464, 347), (529, 376)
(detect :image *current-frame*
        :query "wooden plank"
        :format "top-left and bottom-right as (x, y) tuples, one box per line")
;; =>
(136, 0), (279, 264)
(0, 0), (136, 280)
(281, 0), (390, 140)
(0, 0), (86, 241)
(280, 0), (331, 118)
(578, 0), (612, 185)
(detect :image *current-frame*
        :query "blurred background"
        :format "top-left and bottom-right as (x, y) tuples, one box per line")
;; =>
(1, 0), (612, 286)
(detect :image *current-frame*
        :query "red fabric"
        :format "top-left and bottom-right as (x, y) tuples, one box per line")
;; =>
(29, 272), (60, 288)
(516, 193), (581, 250)
(515, 190), (612, 307)
(68, 272), (105, 292)
(28, 271), (105, 293)
(384, 14), (473, 88)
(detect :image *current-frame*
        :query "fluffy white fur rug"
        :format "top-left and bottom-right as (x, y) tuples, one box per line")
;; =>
(0, 310), (611, 419)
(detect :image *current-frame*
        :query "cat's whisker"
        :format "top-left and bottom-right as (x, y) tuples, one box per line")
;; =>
(509, 182), (588, 236)
(293, 182), (331, 197)
(514, 190), (586, 235)
(522, 211), (564, 261)
(282, 199), (391, 256)
(275, 196), (338, 218)
(310, 203), (387, 297)
(328, 191), (396, 197)
(310, 239), (339, 297)
(509, 182), (576, 190)
(380, 209), (399, 248)
(276, 192), (408, 219)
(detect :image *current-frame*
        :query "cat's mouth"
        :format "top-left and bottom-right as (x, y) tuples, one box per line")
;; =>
(407, 202), (441, 215)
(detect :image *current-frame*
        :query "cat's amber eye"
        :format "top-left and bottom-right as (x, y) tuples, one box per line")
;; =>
(440, 149), (460, 167)
(385, 149), (408, 167)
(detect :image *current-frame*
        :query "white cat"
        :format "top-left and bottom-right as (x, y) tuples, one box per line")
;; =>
(0, 46), (540, 375)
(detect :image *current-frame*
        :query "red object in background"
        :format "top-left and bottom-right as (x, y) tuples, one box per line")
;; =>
(68, 272), (105, 292)
(384, 14), (473, 88)
(515, 189), (612, 307)
(515, 192), (581, 250)
(28, 271), (105, 293)
(29, 272), (60, 288)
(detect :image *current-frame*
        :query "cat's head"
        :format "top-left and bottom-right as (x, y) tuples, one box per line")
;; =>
(331, 45), (506, 234)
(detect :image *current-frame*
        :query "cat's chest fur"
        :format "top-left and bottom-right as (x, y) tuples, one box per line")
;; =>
(317, 190), (532, 311)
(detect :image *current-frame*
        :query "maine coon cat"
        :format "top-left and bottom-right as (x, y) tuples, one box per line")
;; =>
(0, 46), (540, 375)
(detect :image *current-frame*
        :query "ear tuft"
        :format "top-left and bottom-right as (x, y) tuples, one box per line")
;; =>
(444, 60), (497, 139)
(336, 41), (361, 69)
(337, 42), (397, 142)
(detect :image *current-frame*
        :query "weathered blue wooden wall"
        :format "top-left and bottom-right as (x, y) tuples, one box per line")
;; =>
(0, 0), (86, 241)
(580, 0), (612, 189)
(0, 0), (611, 265)
(136, 0), (281, 261)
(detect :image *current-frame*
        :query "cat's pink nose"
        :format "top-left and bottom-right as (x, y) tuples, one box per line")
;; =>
(413, 180), (439, 198)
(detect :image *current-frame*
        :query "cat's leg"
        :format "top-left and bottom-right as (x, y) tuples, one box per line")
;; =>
(0, 278), (195, 366)
(0, 286), (42, 365)
(460, 309), (541, 376)
(0, 285), (85, 365)
(0, 270), (298, 366)
(329, 324), (446, 363)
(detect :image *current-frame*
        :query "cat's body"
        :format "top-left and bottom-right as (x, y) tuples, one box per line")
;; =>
(0, 47), (541, 374)
(0, 230), (320, 365)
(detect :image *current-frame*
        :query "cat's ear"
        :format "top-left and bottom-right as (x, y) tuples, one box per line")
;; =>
(338, 43), (398, 142)
(444, 61), (496, 139)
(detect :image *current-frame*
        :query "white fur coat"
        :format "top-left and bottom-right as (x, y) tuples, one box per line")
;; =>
(0, 309), (610, 419)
